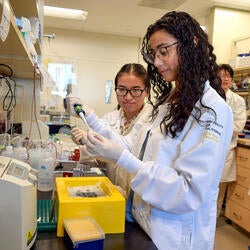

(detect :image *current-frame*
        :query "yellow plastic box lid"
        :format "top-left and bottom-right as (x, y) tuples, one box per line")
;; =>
(64, 217), (105, 243)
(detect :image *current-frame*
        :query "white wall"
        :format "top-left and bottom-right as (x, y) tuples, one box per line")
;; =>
(42, 28), (143, 117)
(211, 7), (250, 64)
(42, 9), (250, 118)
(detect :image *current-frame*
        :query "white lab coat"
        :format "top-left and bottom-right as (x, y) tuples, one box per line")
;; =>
(86, 103), (153, 197)
(220, 89), (246, 182)
(114, 81), (233, 250)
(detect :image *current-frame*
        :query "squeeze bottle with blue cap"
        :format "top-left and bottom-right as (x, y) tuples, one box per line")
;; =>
(37, 152), (55, 191)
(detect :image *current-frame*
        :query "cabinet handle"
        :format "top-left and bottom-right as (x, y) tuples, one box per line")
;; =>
(233, 192), (244, 200)
(233, 212), (242, 220)
(238, 156), (248, 161)
(237, 175), (247, 181)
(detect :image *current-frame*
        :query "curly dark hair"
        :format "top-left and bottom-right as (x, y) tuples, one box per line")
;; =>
(141, 11), (225, 138)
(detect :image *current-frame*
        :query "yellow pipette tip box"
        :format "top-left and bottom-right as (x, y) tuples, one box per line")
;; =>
(56, 176), (125, 237)
(64, 217), (105, 250)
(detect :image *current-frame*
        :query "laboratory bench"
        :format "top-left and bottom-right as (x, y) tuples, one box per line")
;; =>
(36, 185), (157, 250)
(32, 222), (157, 250)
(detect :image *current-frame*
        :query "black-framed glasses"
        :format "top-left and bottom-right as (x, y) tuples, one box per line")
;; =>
(115, 87), (146, 97)
(220, 74), (232, 79)
(144, 41), (178, 64)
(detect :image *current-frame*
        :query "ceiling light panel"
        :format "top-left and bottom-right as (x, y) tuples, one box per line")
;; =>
(44, 6), (88, 20)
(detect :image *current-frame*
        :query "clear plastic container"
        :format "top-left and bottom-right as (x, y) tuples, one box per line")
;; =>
(37, 151), (56, 192)
(13, 146), (28, 162)
(1, 145), (13, 157)
(29, 148), (43, 170)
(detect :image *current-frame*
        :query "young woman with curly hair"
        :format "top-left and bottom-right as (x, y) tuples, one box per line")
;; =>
(74, 11), (233, 250)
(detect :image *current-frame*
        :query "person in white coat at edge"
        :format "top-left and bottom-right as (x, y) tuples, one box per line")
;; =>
(68, 63), (153, 220)
(76, 11), (233, 250)
(217, 64), (246, 217)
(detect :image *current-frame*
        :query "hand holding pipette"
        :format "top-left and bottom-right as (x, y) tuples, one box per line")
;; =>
(71, 125), (87, 145)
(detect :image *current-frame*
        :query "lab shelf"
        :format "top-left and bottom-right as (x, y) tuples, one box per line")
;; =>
(9, 0), (40, 19)
(232, 67), (250, 109)
(0, 0), (41, 79)
(9, 0), (42, 55)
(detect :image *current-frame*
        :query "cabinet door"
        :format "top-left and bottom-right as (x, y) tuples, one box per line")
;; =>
(237, 166), (250, 188)
(236, 147), (250, 169)
(225, 199), (250, 232)
(227, 183), (250, 210)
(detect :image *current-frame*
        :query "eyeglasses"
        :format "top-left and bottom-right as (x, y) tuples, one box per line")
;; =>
(220, 74), (232, 79)
(144, 41), (178, 64)
(115, 87), (146, 97)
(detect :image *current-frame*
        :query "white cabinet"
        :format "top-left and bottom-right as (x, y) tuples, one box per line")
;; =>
(0, 0), (42, 79)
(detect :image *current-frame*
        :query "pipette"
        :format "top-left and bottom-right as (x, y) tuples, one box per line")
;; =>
(72, 104), (99, 167)
(73, 104), (90, 130)
(72, 104), (90, 145)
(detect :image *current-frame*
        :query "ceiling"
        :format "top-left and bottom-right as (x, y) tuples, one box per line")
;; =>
(44, 0), (250, 37)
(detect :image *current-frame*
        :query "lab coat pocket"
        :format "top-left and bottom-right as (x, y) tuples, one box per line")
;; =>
(150, 213), (182, 250)
(150, 211), (193, 250)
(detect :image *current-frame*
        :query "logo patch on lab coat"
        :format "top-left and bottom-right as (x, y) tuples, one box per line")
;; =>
(203, 121), (223, 143)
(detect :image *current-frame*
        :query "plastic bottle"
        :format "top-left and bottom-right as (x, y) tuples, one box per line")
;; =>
(29, 148), (43, 170)
(37, 151), (55, 192)
(1, 145), (13, 157)
(13, 146), (28, 162)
